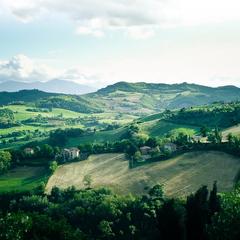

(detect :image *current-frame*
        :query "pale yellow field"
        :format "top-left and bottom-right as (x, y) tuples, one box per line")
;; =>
(46, 151), (240, 197)
(222, 124), (240, 140)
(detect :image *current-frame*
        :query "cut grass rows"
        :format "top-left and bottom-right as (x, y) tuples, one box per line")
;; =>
(46, 151), (240, 197)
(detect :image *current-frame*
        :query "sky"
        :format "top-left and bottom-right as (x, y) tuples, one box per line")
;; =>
(0, 0), (240, 88)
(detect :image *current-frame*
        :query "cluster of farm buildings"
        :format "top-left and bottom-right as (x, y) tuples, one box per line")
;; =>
(24, 147), (80, 162)
(24, 142), (178, 163)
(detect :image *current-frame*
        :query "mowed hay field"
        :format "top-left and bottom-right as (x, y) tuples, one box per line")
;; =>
(222, 124), (240, 140)
(46, 152), (240, 197)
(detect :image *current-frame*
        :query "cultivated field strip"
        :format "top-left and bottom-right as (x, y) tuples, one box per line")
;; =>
(46, 151), (240, 197)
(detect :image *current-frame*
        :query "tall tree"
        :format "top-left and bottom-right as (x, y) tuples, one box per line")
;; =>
(209, 181), (221, 217)
(186, 186), (209, 240)
(157, 199), (185, 240)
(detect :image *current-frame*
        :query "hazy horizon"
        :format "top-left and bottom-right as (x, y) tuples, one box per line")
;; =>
(1, 0), (240, 88)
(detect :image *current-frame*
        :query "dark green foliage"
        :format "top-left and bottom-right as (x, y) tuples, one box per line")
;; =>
(207, 128), (223, 144)
(0, 150), (12, 173)
(37, 96), (102, 113)
(78, 139), (139, 158)
(9, 144), (58, 167)
(146, 137), (158, 147)
(148, 184), (164, 199)
(186, 186), (210, 240)
(0, 108), (18, 128)
(49, 128), (84, 146)
(209, 181), (221, 216)
(157, 199), (185, 240)
(26, 108), (51, 113)
(125, 141), (138, 156)
(49, 161), (58, 173)
(208, 188), (240, 240)
(174, 132), (190, 146)
(186, 183), (221, 240)
(0, 108), (14, 121)
(167, 102), (240, 128)
(25, 214), (85, 240)
(200, 126), (210, 137)
(0, 184), (238, 240)
(40, 144), (54, 158)
(13, 195), (50, 212)
(122, 124), (140, 139)
(0, 212), (32, 240)
(0, 90), (56, 105)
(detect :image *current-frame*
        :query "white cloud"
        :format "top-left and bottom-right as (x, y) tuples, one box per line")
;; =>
(75, 26), (105, 38)
(61, 68), (104, 86)
(1, 53), (240, 88)
(0, 55), (60, 82)
(0, 55), (106, 87)
(126, 26), (155, 39)
(2, 0), (240, 38)
(209, 76), (240, 87)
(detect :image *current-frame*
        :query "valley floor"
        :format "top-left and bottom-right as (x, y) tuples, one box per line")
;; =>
(46, 151), (240, 197)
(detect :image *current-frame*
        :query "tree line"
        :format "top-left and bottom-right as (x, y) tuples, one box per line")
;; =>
(0, 182), (239, 240)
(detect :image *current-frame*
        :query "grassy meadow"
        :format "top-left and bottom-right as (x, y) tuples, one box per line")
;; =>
(66, 127), (127, 147)
(141, 119), (199, 137)
(0, 104), (136, 149)
(0, 166), (49, 193)
(64, 118), (200, 147)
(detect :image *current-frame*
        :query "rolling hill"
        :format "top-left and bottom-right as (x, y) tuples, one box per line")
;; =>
(46, 152), (240, 197)
(1, 82), (240, 117)
(0, 90), (102, 114)
(0, 90), (57, 105)
(63, 101), (240, 148)
(86, 82), (240, 116)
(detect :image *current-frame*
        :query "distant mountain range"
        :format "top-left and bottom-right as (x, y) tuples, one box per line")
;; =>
(1, 81), (240, 115)
(96, 81), (240, 95)
(0, 80), (96, 95)
(89, 81), (240, 115)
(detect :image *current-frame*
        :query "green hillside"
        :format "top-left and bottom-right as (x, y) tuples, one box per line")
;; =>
(66, 127), (127, 147)
(141, 120), (198, 138)
(0, 90), (102, 114)
(0, 90), (57, 105)
(86, 82), (240, 116)
(1, 84), (240, 149)
(36, 95), (102, 114)
(164, 102), (240, 128)
(0, 104), (136, 149)
(58, 101), (240, 147)
(2, 82), (240, 118)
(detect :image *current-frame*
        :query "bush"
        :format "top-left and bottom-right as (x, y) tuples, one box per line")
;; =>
(49, 161), (58, 173)
(0, 151), (12, 174)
